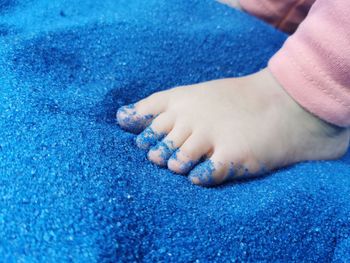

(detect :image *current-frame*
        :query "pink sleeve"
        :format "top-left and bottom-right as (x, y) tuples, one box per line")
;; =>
(268, 0), (350, 127)
(239, 0), (315, 33)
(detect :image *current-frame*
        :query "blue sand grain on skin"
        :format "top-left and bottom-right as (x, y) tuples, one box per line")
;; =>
(149, 140), (175, 166)
(169, 150), (195, 174)
(1, 0), (350, 262)
(255, 163), (268, 176)
(135, 127), (166, 150)
(227, 162), (237, 179)
(227, 162), (269, 180)
(179, 160), (195, 173)
(117, 104), (153, 134)
(188, 160), (217, 186)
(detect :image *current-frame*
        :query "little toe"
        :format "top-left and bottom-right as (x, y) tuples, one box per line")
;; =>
(147, 125), (191, 167)
(188, 154), (227, 187)
(116, 91), (169, 134)
(136, 113), (174, 150)
(167, 134), (212, 174)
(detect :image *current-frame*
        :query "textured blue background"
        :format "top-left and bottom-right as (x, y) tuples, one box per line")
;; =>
(0, 0), (349, 261)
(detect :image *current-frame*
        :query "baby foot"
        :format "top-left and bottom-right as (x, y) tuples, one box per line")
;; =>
(117, 69), (350, 187)
(217, 0), (242, 10)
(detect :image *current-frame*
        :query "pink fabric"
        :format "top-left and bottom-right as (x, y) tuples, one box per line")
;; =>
(239, 0), (350, 127)
(239, 0), (315, 33)
(268, 0), (350, 127)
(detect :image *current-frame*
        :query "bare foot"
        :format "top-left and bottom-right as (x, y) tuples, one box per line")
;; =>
(117, 69), (350, 187)
(217, 0), (242, 10)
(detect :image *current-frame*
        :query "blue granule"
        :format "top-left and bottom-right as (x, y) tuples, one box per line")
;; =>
(227, 162), (238, 179)
(0, 24), (11, 36)
(1, 0), (350, 262)
(188, 159), (217, 186)
(227, 162), (269, 180)
(169, 150), (195, 174)
(149, 140), (175, 166)
(0, 0), (16, 13)
(117, 104), (153, 134)
(135, 127), (165, 150)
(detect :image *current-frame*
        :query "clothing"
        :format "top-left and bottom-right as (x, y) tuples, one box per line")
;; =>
(240, 0), (315, 33)
(241, 0), (350, 127)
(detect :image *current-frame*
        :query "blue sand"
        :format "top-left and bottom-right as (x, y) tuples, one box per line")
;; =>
(149, 140), (175, 167)
(169, 150), (196, 174)
(117, 104), (153, 134)
(135, 127), (165, 150)
(189, 160), (217, 186)
(0, 0), (349, 262)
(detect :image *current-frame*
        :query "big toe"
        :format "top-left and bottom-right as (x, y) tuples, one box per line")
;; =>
(117, 91), (169, 134)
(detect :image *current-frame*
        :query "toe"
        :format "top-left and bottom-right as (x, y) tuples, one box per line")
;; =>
(184, 147), (267, 187)
(116, 91), (169, 134)
(116, 103), (153, 134)
(167, 134), (212, 174)
(188, 154), (227, 187)
(135, 127), (166, 150)
(135, 113), (174, 150)
(147, 124), (191, 166)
